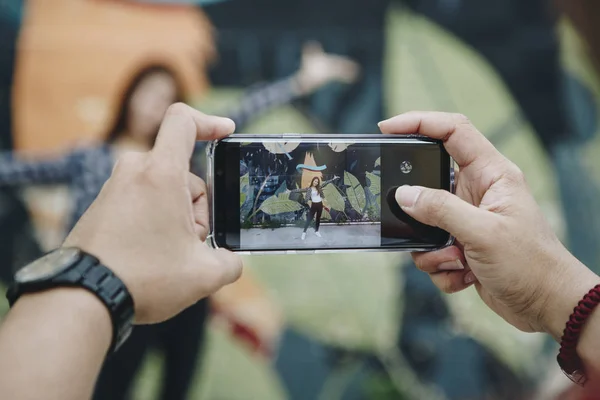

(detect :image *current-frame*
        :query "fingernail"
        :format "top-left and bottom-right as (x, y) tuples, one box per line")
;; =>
(377, 118), (392, 129)
(464, 271), (477, 285)
(438, 259), (465, 271)
(395, 185), (423, 208)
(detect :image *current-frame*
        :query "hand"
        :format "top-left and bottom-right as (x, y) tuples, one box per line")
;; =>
(294, 42), (360, 95)
(379, 112), (600, 339)
(64, 104), (243, 324)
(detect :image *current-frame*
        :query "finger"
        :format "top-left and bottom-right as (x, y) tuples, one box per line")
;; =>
(378, 111), (503, 168)
(189, 173), (209, 240)
(429, 270), (476, 294)
(412, 245), (466, 273)
(396, 185), (495, 243)
(153, 103), (235, 169)
(210, 248), (243, 286)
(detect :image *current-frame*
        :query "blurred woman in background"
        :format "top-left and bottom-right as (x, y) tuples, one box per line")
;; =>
(0, 42), (359, 400)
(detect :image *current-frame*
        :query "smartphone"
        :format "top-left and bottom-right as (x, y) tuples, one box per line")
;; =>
(207, 134), (455, 254)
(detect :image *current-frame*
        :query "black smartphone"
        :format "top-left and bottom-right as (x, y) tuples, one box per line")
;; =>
(207, 134), (455, 254)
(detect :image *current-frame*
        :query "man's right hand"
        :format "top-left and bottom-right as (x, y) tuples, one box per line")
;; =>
(379, 112), (600, 340)
(64, 104), (242, 325)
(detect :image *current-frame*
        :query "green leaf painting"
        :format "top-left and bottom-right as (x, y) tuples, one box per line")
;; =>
(322, 184), (345, 211)
(375, 157), (380, 168)
(365, 187), (381, 218)
(344, 171), (366, 213)
(274, 181), (287, 196)
(240, 173), (250, 207)
(258, 196), (303, 215)
(240, 173), (249, 190)
(277, 192), (290, 200)
(365, 172), (380, 197)
(322, 209), (332, 220)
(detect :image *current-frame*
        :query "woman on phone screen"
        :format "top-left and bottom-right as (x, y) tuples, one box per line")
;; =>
(301, 176), (338, 240)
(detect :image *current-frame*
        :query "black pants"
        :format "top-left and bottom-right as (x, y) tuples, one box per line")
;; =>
(303, 202), (323, 232)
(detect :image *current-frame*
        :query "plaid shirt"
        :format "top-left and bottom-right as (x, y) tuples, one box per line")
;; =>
(0, 76), (300, 231)
(226, 76), (298, 129)
(0, 146), (114, 230)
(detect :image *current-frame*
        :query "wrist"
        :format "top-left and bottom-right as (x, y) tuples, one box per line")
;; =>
(291, 72), (311, 95)
(13, 287), (112, 351)
(541, 252), (600, 341)
(7, 246), (135, 353)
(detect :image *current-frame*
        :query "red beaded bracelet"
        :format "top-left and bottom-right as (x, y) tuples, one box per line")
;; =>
(557, 283), (600, 385)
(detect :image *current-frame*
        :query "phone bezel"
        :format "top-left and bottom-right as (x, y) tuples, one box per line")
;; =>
(206, 133), (456, 255)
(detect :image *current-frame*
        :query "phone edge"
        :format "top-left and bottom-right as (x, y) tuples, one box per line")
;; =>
(206, 135), (456, 254)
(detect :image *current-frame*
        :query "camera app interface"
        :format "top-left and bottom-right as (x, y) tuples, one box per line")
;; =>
(240, 140), (381, 250)
(236, 138), (448, 251)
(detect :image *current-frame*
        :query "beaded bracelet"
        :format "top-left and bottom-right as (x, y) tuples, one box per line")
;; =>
(557, 283), (600, 385)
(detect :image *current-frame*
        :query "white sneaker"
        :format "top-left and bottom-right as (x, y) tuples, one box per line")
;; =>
(301, 233), (306, 240)
(315, 231), (322, 238)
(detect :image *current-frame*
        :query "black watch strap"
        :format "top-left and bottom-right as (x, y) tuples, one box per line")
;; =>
(7, 251), (135, 354)
(56, 255), (134, 353)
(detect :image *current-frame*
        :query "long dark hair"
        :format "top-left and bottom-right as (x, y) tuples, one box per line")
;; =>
(309, 177), (325, 197)
(105, 65), (185, 146)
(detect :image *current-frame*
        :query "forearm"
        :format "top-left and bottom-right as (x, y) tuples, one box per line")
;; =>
(224, 77), (300, 130)
(543, 253), (600, 377)
(0, 288), (111, 399)
(0, 151), (71, 185)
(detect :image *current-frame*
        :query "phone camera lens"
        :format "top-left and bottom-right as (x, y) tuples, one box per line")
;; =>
(400, 161), (412, 174)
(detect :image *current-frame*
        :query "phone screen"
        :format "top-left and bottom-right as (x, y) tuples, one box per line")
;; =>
(211, 135), (452, 252)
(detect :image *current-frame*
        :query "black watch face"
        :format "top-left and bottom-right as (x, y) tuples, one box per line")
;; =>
(15, 248), (82, 284)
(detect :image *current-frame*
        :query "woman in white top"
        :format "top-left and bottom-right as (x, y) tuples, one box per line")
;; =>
(302, 177), (328, 239)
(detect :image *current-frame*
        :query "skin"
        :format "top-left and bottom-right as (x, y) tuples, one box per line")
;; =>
(0, 104), (242, 400)
(379, 111), (600, 385)
(113, 71), (178, 153)
(1, 108), (599, 397)
(293, 42), (360, 95)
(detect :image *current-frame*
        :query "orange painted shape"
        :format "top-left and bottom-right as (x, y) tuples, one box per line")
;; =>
(12, 0), (215, 151)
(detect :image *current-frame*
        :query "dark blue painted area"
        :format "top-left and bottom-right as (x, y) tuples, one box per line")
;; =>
(0, 0), (41, 280)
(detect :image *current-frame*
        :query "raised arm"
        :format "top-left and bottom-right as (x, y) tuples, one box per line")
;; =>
(0, 150), (74, 186)
(223, 42), (360, 131)
(223, 76), (300, 130)
(289, 187), (310, 194)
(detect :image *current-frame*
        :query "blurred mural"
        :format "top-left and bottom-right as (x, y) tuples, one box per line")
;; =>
(1, 0), (600, 399)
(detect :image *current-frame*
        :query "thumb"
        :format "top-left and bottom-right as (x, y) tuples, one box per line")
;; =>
(395, 185), (492, 243)
(210, 248), (243, 287)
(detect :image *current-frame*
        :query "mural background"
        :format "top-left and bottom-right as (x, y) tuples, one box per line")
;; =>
(1, 1), (600, 399)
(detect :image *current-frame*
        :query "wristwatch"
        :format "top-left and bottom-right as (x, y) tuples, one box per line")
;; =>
(6, 247), (135, 354)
